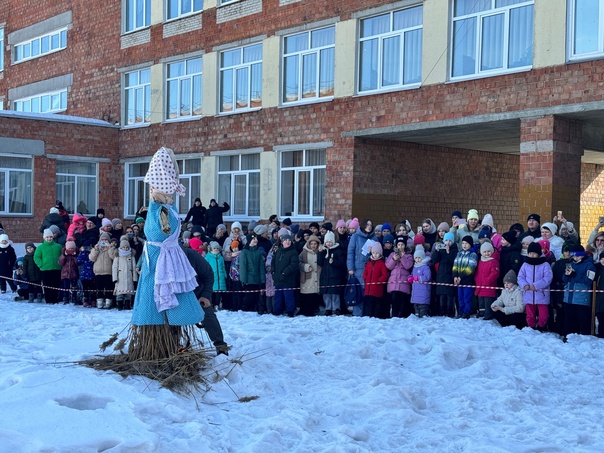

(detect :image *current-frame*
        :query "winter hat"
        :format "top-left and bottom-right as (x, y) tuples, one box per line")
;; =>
(502, 231), (516, 245)
(321, 222), (333, 231)
(210, 198), (217, 204)
(25, 242), (35, 250)
(278, 227), (290, 238)
(194, 197), (201, 203)
(492, 234), (502, 252)
(443, 232), (455, 243)
(527, 213), (541, 224)
(119, 240), (130, 249)
(503, 270), (518, 285)
(49, 207), (59, 214)
(437, 222), (450, 232)
(144, 147), (186, 196)
(413, 234), (425, 246)
(451, 210), (463, 219)
(349, 218), (359, 230)
(191, 225), (205, 237)
(570, 244), (586, 256)
(230, 240), (240, 250)
(283, 218), (293, 226)
(336, 219), (346, 229)
(541, 222), (558, 235)
(413, 244), (425, 259)
(101, 218), (113, 228)
(189, 237), (204, 252)
(480, 242), (494, 254)
(375, 224), (383, 233)
(49, 225), (61, 234)
(135, 217), (145, 224)
(371, 241), (383, 256)
(510, 223), (524, 235)
(254, 224), (269, 236)
(100, 232), (111, 241)
(324, 231), (336, 244)
(467, 209), (479, 221)
(43, 229), (54, 238)
(182, 231), (191, 240)
(217, 224), (227, 232)
(248, 220), (258, 232)
(481, 214), (495, 230)
(210, 241), (221, 251)
(280, 234), (293, 242)
(97, 208), (105, 216)
(382, 222), (392, 232)
(527, 242), (542, 255)
(306, 234), (321, 246)
(461, 235), (474, 247)
(231, 221), (242, 231)
(383, 234), (394, 244)
(537, 239), (550, 254)
(65, 240), (77, 250)
(291, 224), (300, 235)
(245, 233), (257, 244)
(521, 236), (535, 246)
(111, 218), (122, 228)
(0, 233), (8, 242)
(395, 237), (406, 246)
(478, 227), (492, 240)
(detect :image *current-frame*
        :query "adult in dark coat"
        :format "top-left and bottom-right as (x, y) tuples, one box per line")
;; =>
(182, 245), (229, 355)
(317, 234), (347, 316)
(39, 207), (67, 234)
(518, 213), (542, 242)
(183, 198), (207, 227)
(271, 233), (299, 316)
(74, 217), (100, 248)
(432, 237), (458, 317)
(206, 199), (230, 236)
(498, 231), (522, 288)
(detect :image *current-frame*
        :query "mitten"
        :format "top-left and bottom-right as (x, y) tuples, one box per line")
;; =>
(407, 276), (414, 283)
(413, 275), (419, 282)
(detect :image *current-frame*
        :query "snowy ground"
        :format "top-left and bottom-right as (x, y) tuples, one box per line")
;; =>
(1, 289), (604, 452)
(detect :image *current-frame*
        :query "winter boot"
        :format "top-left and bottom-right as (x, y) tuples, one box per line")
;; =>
(104, 298), (113, 309)
(116, 298), (124, 311)
(28, 293), (35, 303)
(96, 298), (105, 309)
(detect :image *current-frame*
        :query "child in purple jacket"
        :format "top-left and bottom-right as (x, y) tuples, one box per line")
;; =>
(518, 242), (553, 330)
(408, 245), (432, 318)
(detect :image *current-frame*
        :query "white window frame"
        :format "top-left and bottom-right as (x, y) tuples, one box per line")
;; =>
(279, 148), (326, 220)
(13, 89), (68, 114)
(219, 0), (240, 5)
(0, 29), (4, 71)
(568, 0), (604, 60)
(125, 157), (201, 218)
(166, 0), (203, 20)
(165, 57), (203, 120)
(450, 0), (534, 81)
(0, 154), (33, 215)
(219, 43), (263, 113)
(282, 26), (335, 104)
(124, 0), (151, 33)
(217, 153), (261, 220)
(358, 6), (423, 94)
(14, 28), (67, 64)
(55, 161), (98, 216)
(124, 68), (151, 126)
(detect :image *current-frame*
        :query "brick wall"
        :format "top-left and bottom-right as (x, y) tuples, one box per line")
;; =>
(581, 163), (604, 244)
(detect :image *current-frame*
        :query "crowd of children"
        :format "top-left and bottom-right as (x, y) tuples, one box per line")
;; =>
(3, 205), (604, 341)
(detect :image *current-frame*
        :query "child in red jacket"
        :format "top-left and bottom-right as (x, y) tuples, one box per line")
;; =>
(363, 242), (389, 318)
(475, 241), (500, 320)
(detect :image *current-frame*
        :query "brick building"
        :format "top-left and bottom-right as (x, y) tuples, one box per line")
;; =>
(1, 0), (604, 243)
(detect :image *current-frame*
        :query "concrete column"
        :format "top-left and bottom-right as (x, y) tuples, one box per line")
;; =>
(519, 115), (583, 227)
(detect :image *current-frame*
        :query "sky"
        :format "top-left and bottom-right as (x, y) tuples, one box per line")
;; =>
(1, 261), (604, 452)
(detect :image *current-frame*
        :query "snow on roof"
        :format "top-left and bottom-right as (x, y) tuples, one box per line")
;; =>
(0, 110), (118, 128)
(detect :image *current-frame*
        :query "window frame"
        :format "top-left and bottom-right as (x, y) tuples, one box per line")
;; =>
(219, 43), (263, 114)
(0, 154), (33, 216)
(449, 0), (534, 81)
(568, 0), (604, 61)
(0, 28), (4, 71)
(124, 0), (151, 33)
(166, 0), (203, 21)
(13, 89), (68, 114)
(357, 5), (424, 94)
(13, 28), (67, 64)
(217, 153), (261, 220)
(282, 26), (336, 104)
(55, 160), (98, 216)
(165, 57), (203, 121)
(176, 158), (202, 216)
(123, 67), (151, 127)
(279, 148), (326, 220)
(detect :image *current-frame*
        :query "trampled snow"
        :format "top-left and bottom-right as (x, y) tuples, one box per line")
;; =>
(1, 289), (604, 452)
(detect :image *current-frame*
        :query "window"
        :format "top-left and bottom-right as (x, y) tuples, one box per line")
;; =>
(280, 149), (325, 218)
(167, 0), (203, 20)
(0, 155), (33, 215)
(14, 90), (68, 113)
(359, 6), (423, 93)
(14, 28), (67, 63)
(126, 157), (201, 217)
(125, 0), (151, 32)
(56, 161), (97, 215)
(166, 57), (202, 120)
(569, 0), (604, 59)
(451, 0), (533, 79)
(217, 153), (260, 218)
(124, 68), (151, 126)
(283, 26), (335, 103)
(220, 0), (239, 4)
(220, 43), (262, 113)
(0, 29), (4, 71)
(176, 158), (201, 215)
